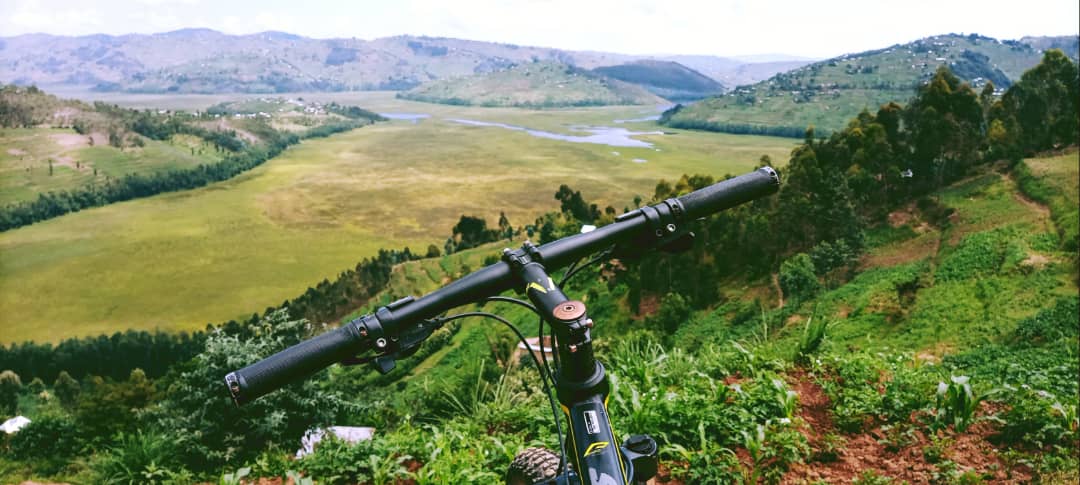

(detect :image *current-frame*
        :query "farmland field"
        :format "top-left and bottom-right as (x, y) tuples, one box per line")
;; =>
(0, 93), (796, 343)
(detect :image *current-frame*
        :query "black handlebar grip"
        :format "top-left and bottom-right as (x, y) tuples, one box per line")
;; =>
(224, 323), (364, 406)
(676, 166), (780, 220)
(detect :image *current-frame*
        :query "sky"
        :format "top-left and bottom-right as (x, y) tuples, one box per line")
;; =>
(1, 0), (1078, 59)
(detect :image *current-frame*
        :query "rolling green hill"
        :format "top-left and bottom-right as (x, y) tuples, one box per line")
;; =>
(398, 61), (666, 107)
(663, 33), (1067, 134)
(592, 60), (725, 101)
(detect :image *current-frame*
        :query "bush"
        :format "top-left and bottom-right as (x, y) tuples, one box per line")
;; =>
(0, 370), (21, 415)
(53, 371), (80, 408)
(1012, 296), (1079, 345)
(89, 431), (191, 485)
(7, 412), (82, 473)
(297, 434), (409, 485)
(149, 310), (352, 471)
(651, 292), (692, 334)
(779, 253), (821, 304)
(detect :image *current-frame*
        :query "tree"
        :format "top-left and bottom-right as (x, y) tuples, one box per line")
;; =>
(993, 50), (1080, 155)
(0, 370), (22, 414)
(425, 244), (441, 258)
(27, 377), (46, 396)
(150, 310), (349, 471)
(75, 369), (158, 442)
(903, 66), (984, 188)
(53, 371), (80, 407)
(498, 211), (513, 239)
(555, 185), (598, 222)
(451, 215), (498, 250)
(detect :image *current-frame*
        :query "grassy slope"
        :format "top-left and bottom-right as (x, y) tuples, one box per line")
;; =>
(0, 93), (795, 343)
(399, 62), (666, 107)
(667, 34), (1047, 133)
(317, 152), (1077, 468)
(0, 129), (222, 205)
(371, 152), (1077, 417)
(679, 163), (1077, 360)
(1016, 150), (1080, 252)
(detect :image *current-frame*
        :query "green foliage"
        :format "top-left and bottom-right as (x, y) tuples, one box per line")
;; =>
(89, 431), (190, 485)
(0, 370), (21, 415)
(934, 376), (983, 432)
(650, 292), (692, 334)
(6, 412), (81, 473)
(52, 371), (80, 408)
(991, 50), (1079, 155)
(74, 368), (157, 442)
(795, 317), (828, 363)
(1012, 296), (1079, 345)
(664, 428), (741, 484)
(25, 378), (45, 396)
(935, 226), (1024, 282)
(150, 310), (350, 471)
(1014, 158), (1080, 252)
(996, 385), (1079, 449)
(219, 467), (250, 485)
(297, 434), (409, 485)
(0, 328), (206, 384)
(780, 253), (821, 304)
(853, 470), (908, 485)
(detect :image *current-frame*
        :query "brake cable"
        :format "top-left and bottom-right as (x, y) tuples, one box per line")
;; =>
(428, 309), (569, 480)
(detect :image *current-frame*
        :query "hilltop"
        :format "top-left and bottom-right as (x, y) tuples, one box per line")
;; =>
(398, 61), (666, 107)
(0, 30), (800, 94)
(663, 33), (1071, 134)
(592, 59), (724, 101)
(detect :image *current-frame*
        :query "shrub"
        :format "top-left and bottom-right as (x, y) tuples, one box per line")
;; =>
(779, 253), (821, 304)
(7, 412), (81, 473)
(26, 378), (45, 396)
(89, 431), (190, 485)
(1012, 296), (1079, 345)
(0, 370), (21, 415)
(794, 317), (828, 363)
(150, 310), (352, 471)
(53, 371), (80, 408)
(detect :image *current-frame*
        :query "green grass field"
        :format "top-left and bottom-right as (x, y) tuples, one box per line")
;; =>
(0, 93), (796, 343)
(0, 129), (222, 205)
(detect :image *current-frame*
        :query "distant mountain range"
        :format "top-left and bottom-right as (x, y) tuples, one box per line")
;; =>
(0, 29), (811, 94)
(663, 33), (1080, 134)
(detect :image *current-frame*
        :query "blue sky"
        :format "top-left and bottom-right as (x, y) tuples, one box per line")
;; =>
(2, 0), (1077, 58)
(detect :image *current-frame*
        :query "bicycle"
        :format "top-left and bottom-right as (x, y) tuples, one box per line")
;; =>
(225, 166), (780, 485)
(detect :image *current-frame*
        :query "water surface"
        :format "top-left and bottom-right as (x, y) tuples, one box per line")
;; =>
(446, 118), (662, 148)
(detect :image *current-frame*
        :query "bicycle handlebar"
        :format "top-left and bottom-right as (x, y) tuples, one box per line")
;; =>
(225, 166), (779, 405)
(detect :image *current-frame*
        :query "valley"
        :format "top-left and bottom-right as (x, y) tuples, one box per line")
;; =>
(0, 93), (796, 344)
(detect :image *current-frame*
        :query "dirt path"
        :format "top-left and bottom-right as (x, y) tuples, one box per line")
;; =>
(782, 370), (1032, 484)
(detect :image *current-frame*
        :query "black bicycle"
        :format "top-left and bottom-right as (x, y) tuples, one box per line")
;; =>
(225, 166), (779, 485)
